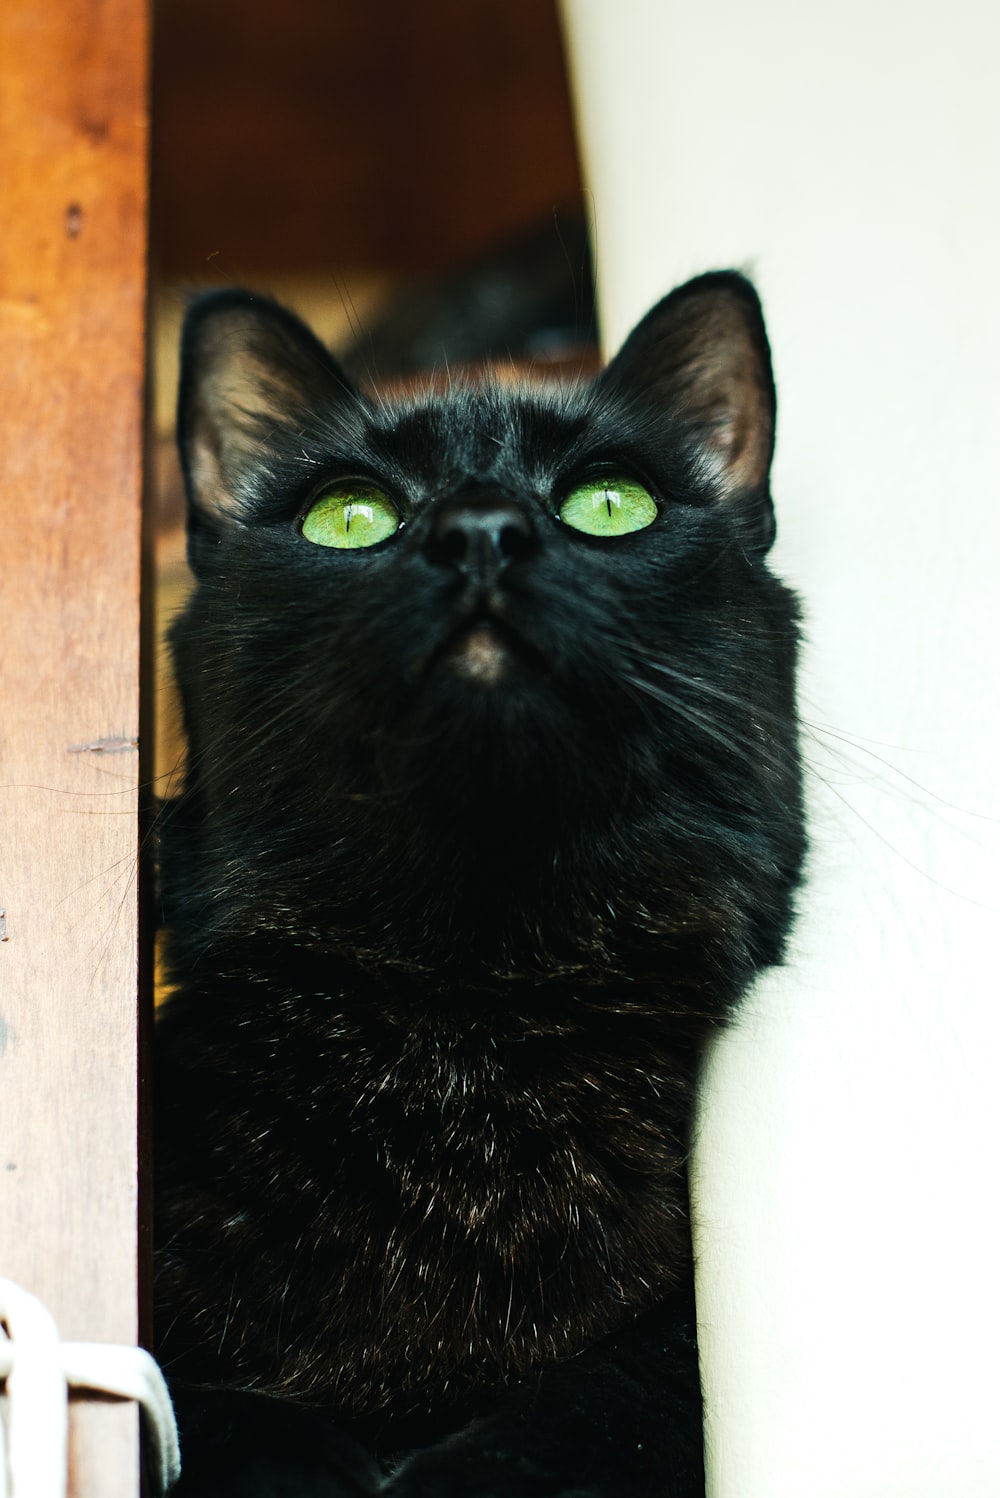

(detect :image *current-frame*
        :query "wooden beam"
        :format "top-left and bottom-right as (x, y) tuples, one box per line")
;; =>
(0, 0), (149, 1491)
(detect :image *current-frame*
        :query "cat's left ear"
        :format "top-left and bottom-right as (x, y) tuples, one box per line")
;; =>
(177, 290), (363, 570)
(599, 271), (777, 547)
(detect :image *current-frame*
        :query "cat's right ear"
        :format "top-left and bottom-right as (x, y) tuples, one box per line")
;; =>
(598, 272), (777, 549)
(177, 290), (363, 571)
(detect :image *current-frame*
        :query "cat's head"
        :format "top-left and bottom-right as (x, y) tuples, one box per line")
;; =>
(167, 273), (802, 983)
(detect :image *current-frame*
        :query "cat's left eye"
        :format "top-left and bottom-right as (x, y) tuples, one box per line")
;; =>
(558, 477), (658, 537)
(301, 483), (400, 549)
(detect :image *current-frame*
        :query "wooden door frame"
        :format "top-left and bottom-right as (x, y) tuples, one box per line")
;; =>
(0, 0), (149, 1490)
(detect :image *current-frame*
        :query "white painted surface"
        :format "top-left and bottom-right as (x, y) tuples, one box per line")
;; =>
(560, 3), (1000, 1494)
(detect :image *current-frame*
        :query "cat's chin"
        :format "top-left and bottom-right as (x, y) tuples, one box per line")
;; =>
(445, 622), (511, 684)
(431, 620), (540, 687)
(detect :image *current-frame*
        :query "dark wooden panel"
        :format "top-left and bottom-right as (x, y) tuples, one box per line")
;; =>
(0, 0), (149, 1490)
(152, 0), (582, 276)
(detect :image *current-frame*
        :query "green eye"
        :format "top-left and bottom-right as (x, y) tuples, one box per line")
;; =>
(558, 477), (658, 537)
(301, 483), (400, 549)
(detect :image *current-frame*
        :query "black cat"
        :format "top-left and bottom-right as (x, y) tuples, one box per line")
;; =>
(154, 271), (804, 1496)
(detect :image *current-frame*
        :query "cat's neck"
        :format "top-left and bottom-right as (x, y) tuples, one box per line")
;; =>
(162, 769), (712, 988)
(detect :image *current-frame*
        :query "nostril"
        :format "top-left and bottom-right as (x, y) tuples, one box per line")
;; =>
(438, 526), (469, 565)
(498, 519), (532, 559)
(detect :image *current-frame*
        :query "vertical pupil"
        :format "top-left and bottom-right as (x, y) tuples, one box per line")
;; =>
(345, 503), (353, 532)
(605, 488), (612, 517)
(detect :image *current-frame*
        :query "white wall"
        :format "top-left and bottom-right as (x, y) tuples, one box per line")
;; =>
(559, 4), (1000, 1494)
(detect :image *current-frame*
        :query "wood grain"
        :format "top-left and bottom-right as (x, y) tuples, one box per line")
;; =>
(0, 0), (149, 1491)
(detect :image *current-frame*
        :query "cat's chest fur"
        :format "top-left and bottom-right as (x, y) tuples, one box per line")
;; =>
(156, 962), (694, 1421)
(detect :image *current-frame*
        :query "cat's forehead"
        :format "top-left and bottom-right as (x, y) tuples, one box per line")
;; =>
(356, 379), (601, 492)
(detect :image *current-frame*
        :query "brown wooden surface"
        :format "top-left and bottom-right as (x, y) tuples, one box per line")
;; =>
(0, 0), (149, 1492)
(152, 0), (582, 278)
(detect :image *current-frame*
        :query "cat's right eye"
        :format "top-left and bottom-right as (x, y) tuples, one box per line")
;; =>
(301, 483), (400, 549)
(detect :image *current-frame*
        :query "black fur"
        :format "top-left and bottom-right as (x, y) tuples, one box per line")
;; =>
(155, 272), (804, 1496)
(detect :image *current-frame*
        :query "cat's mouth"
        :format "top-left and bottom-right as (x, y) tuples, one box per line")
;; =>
(424, 614), (544, 686)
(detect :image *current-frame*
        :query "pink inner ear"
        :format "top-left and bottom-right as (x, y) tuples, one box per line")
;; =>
(684, 339), (773, 494)
(726, 414), (772, 494)
(705, 403), (771, 493)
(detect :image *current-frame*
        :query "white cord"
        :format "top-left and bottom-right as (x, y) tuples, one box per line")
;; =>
(0, 1277), (180, 1497)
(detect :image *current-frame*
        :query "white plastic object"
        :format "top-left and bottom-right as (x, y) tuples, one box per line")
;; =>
(0, 1278), (180, 1498)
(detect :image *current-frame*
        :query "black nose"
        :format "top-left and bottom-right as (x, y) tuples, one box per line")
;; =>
(426, 492), (535, 582)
